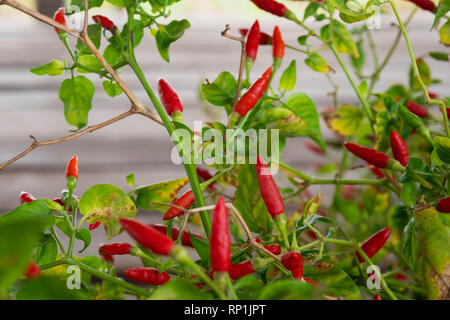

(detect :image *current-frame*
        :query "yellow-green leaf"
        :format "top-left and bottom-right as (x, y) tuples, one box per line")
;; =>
(304, 53), (332, 73)
(320, 21), (359, 57)
(135, 178), (189, 212)
(327, 105), (364, 136)
(439, 19), (450, 46)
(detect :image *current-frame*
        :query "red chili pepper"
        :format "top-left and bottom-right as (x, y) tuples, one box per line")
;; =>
(150, 224), (202, 247)
(305, 142), (324, 155)
(367, 164), (385, 179)
(239, 28), (271, 44)
(233, 67), (272, 117)
(99, 243), (132, 256)
(436, 197), (450, 213)
(256, 155), (284, 217)
(125, 267), (170, 286)
(228, 261), (254, 279)
(307, 230), (318, 240)
(406, 0), (435, 11)
(120, 218), (175, 256)
(390, 131), (409, 167)
(89, 221), (101, 231)
(395, 272), (408, 281)
(250, 0), (287, 17)
(428, 92), (438, 99)
(24, 261), (41, 279)
(281, 251), (303, 279)
(303, 277), (318, 286)
(210, 196), (231, 272)
(102, 254), (114, 263)
(53, 8), (67, 32)
(158, 79), (183, 121)
(345, 142), (403, 171)
(65, 155), (79, 179)
(20, 191), (36, 204)
(342, 185), (355, 200)
(246, 20), (261, 62)
(264, 244), (281, 255)
(356, 228), (392, 263)
(196, 167), (216, 190)
(374, 294), (382, 300)
(272, 26), (284, 59)
(92, 15), (116, 31)
(163, 189), (196, 220)
(406, 100), (428, 118)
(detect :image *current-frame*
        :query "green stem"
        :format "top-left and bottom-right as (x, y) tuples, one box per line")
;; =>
(384, 278), (424, 294)
(51, 228), (66, 256)
(285, 44), (308, 54)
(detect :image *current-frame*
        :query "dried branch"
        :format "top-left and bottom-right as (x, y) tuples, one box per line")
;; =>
(0, 110), (134, 171)
(221, 24), (245, 109)
(82, 0), (89, 36)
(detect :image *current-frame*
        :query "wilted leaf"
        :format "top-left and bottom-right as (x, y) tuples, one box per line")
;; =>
(327, 105), (364, 136)
(135, 178), (189, 212)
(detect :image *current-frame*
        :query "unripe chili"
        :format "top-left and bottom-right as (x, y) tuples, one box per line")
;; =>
(246, 20), (261, 62)
(436, 197), (450, 213)
(356, 228), (392, 262)
(92, 15), (116, 31)
(163, 189), (196, 220)
(125, 267), (170, 286)
(99, 243), (132, 256)
(256, 155), (284, 217)
(239, 28), (271, 44)
(20, 191), (36, 204)
(120, 218), (175, 256)
(390, 131), (409, 167)
(150, 224), (202, 247)
(65, 155), (79, 179)
(24, 261), (41, 279)
(53, 8), (67, 32)
(228, 261), (254, 279)
(158, 79), (184, 122)
(210, 196), (231, 272)
(281, 251), (303, 279)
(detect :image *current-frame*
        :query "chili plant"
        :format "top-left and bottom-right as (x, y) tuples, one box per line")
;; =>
(0, 0), (449, 301)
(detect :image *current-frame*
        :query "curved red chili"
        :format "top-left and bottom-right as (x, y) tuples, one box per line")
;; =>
(120, 218), (175, 256)
(53, 8), (67, 32)
(436, 197), (450, 213)
(89, 221), (101, 231)
(272, 26), (284, 59)
(256, 155), (284, 217)
(125, 267), (170, 286)
(20, 191), (36, 204)
(367, 164), (385, 179)
(228, 261), (254, 279)
(356, 228), (392, 263)
(65, 155), (79, 179)
(264, 244), (281, 255)
(345, 143), (392, 169)
(406, 100), (428, 118)
(406, 0), (435, 11)
(234, 66), (272, 117)
(281, 251), (303, 279)
(163, 189), (196, 220)
(99, 243), (132, 256)
(92, 15), (116, 31)
(250, 0), (287, 17)
(246, 20), (261, 62)
(158, 79), (184, 119)
(390, 131), (409, 167)
(210, 196), (231, 272)
(150, 224), (202, 247)
(239, 29), (271, 44)
(24, 261), (41, 279)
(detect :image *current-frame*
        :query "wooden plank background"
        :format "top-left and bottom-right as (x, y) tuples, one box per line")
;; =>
(0, 3), (448, 261)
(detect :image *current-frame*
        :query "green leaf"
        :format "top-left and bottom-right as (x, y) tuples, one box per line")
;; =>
(75, 228), (91, 253)
(402, 217), (418, 272)
(329, 0), (374, 22)
(303, 263), (363, 300)
(121, 20), (144, 48)
(285, 93), (325, 151)
(102, 81), (123, 97)
(79, 184), (137, 239)
(386, 84), (409, 99)
(432, 0), (450, 28)
(401, 181), (416, 206)
(103, 45), (122, 66)
(150, 279), (212, 300)
(70, 0), (104, 11)
(257, 104), (309, 137)
(258, 279), (315, 300)
(297, 35), (309, 46)
(201, 71), (237, 106)
(30, 60), (64, 76)
(76, 24), (101, 54)
(304, 2), (320, 20)
(305, 53), (332, 73)
(126, 173), (135, 187)
(433, 136), (450, 164)
(154, 19), (190, 62)
(233, 165), (273, 233)
(387, 205), (410, 249)
(429, 51), (449, 61)
(374, 110), (390, 151)
(439, 19), (450, 46)
(350, 39), (365, 74)
(17, 276), (88, 300)
(134, 178), (189, 212)
(77, 55), (103, 73)
(34, 236), (57, 266)
(234, 275), (264, 300)
(279, 60), (297, 91)
(334, 197), (362, 224)
(361, 186), (389, 216)
(328, 104), (364, 136)
(0, 200), (54, 232)
(59, 75), (95, 129)
(320, 21), (359, 57)
(189, 234), (210, 267)
(409, 58), (431, 91)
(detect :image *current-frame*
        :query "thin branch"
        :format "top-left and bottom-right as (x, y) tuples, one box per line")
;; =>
(0, 110), (134, 171)
(221, 25), (245, 109)
(82, 0), (89, 36)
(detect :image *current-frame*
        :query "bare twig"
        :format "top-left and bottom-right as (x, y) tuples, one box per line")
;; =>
(0, 110), (134, 171)
(82, 0), (89, 36)
(221, 25), (246, 109)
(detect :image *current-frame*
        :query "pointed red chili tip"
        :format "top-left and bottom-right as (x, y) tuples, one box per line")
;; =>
(119, 218), (175, 256)
(53, 8), (67, 33)
(163, 189), (196, 220)
(390, 131), (409, 167)
(239, 28), (271, 44)
(158, 79), (183, 116)
(24, 261), (41, 279)
(89, 221), (101, 231)
(405, 100), (428, 118)
(256, 155), (284, 217)
(20, 191), (36, 204)
(210, 196), (231, 272)
(250, 0), (287, 17)
(125, 267), (170, 285)
(281, 252), (303, 280)
(356, 228), (392, 263)
(272, 26), (284, 59)
(99, 243), (132, 256)
(92, 15), (116, 31)
(436, 197), (450, 213)
(245, 20), (261, 61)
(65, 155), (79, 179)
(344, 142), (390, 169)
